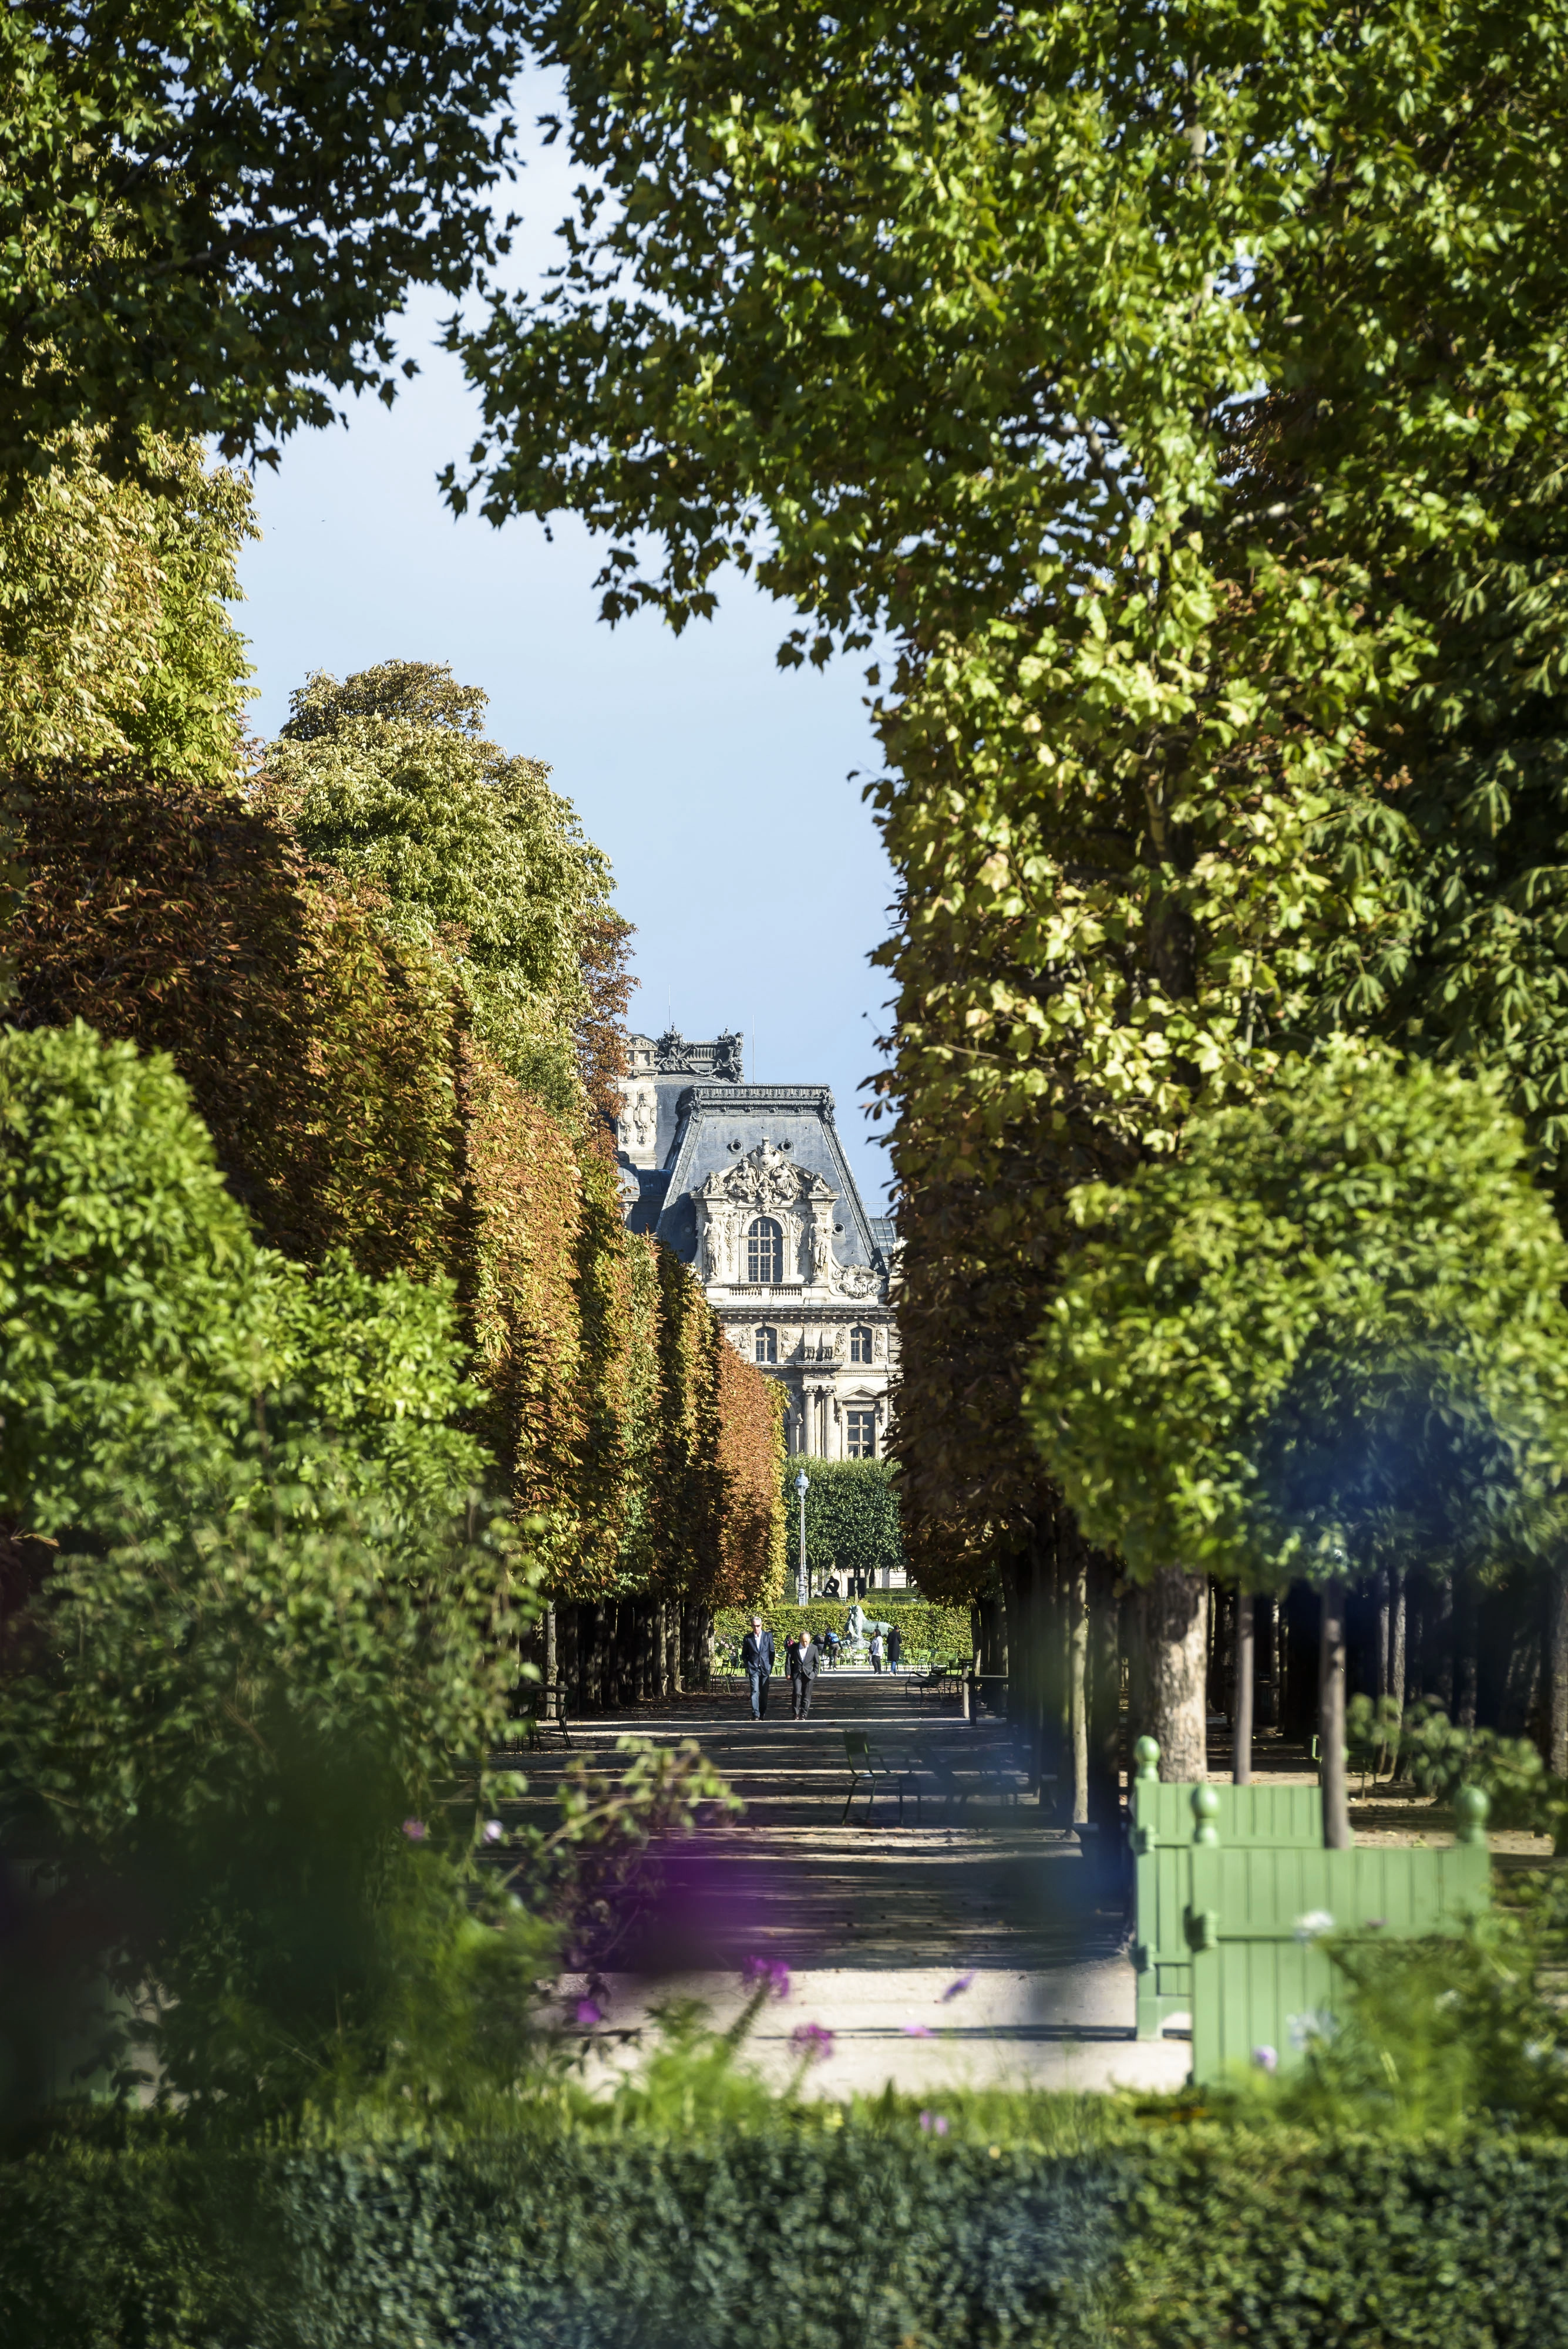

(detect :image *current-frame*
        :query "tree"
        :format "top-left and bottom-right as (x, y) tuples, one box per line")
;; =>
(1028, 1047), (1568, 1843)
(0, 432), (255, 779)
(0, 1021), (529, 2117)
(265, 662), (627, 1126)
(449, 0), (1568, 1745)
(790, 1457), (903, 1590)
(0, 2), (529, 479)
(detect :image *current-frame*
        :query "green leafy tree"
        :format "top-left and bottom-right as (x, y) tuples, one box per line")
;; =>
(0, 2), (529, 477)
(449, 0), (1568, 1758)
(1028, 1047), (1568, 1842)
(0, 1022), (529, 2119)
(790, 1456), (904, 1590)
(0, 433), (255, 780)
(265, 661), (623, 1122)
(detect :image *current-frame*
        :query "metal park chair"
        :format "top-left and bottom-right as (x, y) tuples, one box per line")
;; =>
(842, 1729), (917, 1825)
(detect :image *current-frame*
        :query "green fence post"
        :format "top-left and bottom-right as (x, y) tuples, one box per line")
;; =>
(1132, 1736), (1162, 2037)
(1454, 1783), (1490, 1845)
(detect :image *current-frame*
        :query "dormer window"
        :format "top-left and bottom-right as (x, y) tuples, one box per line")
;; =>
(748, 1216), (783, 1283)
(850, 1324), (873, 1364)
(754, 1325), (778, 1365)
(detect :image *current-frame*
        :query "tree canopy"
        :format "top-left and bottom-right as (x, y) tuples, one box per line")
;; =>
(265, 661), (624, 1125)
(789, 1456), (904, 1587)
(1028, 1048), (1568, 1592)
(452, 0), (1568, 1616)
(0, 1), (530, 479)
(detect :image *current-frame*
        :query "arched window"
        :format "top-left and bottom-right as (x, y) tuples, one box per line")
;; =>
(850, 1324), (874, 1364)
(754, 1325), (778, 1365)
(846, 1409), (877, 1459)
(748, 1216), (783, 1283)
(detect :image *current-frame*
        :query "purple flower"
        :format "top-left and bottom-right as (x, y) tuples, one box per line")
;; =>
(790, 2022), (835, 2063)
(941, 1971), (975, 2003)
(902, 2023), (935, 2038)
(575, 1998), (604, 2027)
(481, 1819), (505, 1846)
(1251, 2045), (1278, 2074)
(401, 1818), (428, 1842)
(743, 1955), (792, 2000)
(918, 2110), (950, 2136)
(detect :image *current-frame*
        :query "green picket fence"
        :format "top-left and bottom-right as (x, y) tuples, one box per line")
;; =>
(1185, 1802), (1491, 2081)
(1130, 1738), (1324, 2038)
(1129, 1737), (1492, 2079)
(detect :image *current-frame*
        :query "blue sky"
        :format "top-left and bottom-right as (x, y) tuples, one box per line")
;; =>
(234, 100), (899, 1209)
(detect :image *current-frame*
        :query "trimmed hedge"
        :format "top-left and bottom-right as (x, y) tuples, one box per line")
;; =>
(715, 1599), (973, 1658)
(5, 2122), (1568, 2348)
(1120, 2126), (1568, 2347)
(0, 2126), (1118, 2349)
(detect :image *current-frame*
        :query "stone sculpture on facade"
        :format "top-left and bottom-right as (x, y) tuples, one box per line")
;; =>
(614, 1035), (899, 1465)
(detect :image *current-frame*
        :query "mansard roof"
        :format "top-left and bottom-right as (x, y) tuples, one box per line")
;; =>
(643, 1083), (888, 1276)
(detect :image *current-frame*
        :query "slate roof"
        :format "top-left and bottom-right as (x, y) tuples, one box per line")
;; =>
(647, 1083), (888, 1275)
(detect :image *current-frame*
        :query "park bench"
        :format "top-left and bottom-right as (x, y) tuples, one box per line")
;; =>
(1130, 1736), (1323, 2037)
(1182, 1781), (1492, 2083)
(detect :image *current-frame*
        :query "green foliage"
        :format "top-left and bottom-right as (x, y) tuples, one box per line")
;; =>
(0, 2118), (1123, 2349)
(459, 0), (1568, 1593)
(9, 2105), (1568, 2348)
(265, 662), (619, 1121)
(715, 1598), (973, 1661)
(0, 3), (529, 476)
(1117, 2128), (1568, 2348)
(0, 1019), (265, 1528)
(785, 1455), (904, 1583)
(1028, 1048), (1568, 1588)
(0, 1023), (533, 2126)
(1389, 1703), (1568, 1848)
(0, 435), (255, 779)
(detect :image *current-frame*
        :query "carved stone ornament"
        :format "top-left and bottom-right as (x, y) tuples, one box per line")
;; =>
(833, 1259), (881, 1301)
(705, 1138), (832, 1210)
(711, 1030), (744, 1081)
(615, 1164), (641, 1220)
(654, 1025), (698, 1073)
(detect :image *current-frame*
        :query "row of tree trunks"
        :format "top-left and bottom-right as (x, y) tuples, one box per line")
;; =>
(523, 1597), (715, 1715)
(988, 1540), (1568, 1844)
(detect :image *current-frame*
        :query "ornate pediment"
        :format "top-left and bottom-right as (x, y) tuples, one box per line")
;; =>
(702, 1139), (833, 1209)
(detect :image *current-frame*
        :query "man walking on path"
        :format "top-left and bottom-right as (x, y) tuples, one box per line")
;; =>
(888, 1622), (903, 1674)
(789, 1626), (820, 1719)
(742, 1614), (775, 1720)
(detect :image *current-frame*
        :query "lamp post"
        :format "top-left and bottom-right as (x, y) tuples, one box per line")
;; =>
(793, 1468), (810, 1604)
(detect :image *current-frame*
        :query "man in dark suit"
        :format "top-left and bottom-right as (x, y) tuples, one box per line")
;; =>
(741, 1614), (775, 1720)
(788, 1627), (820, 1721)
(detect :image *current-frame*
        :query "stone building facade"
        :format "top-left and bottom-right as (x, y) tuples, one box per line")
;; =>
(617, 1029), (899, 1459)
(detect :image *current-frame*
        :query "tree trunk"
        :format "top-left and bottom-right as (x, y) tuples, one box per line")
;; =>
(1086, 1552), (1122, 1838)
(1389, 1570), (1407, 1716)
(1455, 1567), (1479, 1731)
(543, 1603), (558, 1720)
(1069, 1550), (1090, 1824)
(1548, 1563), (1568, 1775)
(1232, 1589), (1254, 1785)
(1320, 1578), (1351, 1849)
(1428, 1574), (1455, 1714)
(1139, 1569), (1209, 1781)
(1283, 1583), (1320, 1742)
